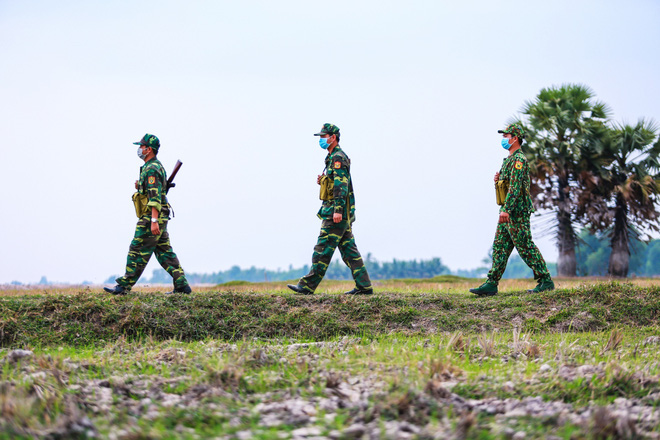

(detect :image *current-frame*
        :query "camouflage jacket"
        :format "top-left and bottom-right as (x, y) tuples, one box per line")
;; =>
(318, 146), (356, 222)
(137, 158), (170, 219)
(499, 149), (533, 216)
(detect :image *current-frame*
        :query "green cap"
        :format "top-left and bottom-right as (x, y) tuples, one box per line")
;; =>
(313, 123), (340, 136)
(133, 133), (160, 152)
(497, 123), (525, 139)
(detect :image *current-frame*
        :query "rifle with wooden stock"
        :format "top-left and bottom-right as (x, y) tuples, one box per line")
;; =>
(166, 160), (183, 194)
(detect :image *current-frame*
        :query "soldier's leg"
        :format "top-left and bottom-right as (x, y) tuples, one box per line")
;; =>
(486, 221), (515, 284)
(153, 222), (189, 289)
(298, 220), (344, 293)
(507, 215), (551, 282)
(337, 226), (372, 290)
(116, 218), (159, 288)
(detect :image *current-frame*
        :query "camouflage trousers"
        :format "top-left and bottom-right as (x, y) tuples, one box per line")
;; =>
(298, 219), (372, 293)
(116, 217), (189, 289)
(486, 214), (551, 284)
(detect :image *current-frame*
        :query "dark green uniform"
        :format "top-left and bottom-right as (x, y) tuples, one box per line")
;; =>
(297, 145), (372, 293)
(116, 157), (189, 290)
(486, 146), (551, 284)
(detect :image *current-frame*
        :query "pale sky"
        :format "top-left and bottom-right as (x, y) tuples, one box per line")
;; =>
(1, 0), (659, 284)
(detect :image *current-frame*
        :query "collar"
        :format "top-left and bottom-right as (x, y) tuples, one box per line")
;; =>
(325, 145), (341, 160)
(504, 148), (523, 160)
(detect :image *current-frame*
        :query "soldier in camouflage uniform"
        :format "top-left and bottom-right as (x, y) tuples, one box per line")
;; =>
(104, 134), (192, 295)
(287, 124), (373, 295)
(470, 123), (555, 296)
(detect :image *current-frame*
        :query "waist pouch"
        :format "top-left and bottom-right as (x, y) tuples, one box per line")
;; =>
(132, 192), (149, 218)
(495, 180), (509, 206)
(319, 175), (334, 201)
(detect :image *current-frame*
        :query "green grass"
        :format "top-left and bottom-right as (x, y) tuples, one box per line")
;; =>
(1, 328), (660, 438)
(0, 280), (658, 346)
(1, 279), (660, 438)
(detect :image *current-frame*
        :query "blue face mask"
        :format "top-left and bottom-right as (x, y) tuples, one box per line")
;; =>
(137, 146), (148, 159)
(501, 138), (512, 150)
(319, 137), (330, 150)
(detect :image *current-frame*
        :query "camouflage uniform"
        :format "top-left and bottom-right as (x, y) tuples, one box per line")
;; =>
(115, 135), (189, 291)
(297, 124), (372, 293)
(486, 124), (551, 284)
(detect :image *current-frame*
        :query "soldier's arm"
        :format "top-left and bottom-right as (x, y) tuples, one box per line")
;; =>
(332, 159), (349, 216)
(502, 160), (525, 214)
(145, 168), (163, 213)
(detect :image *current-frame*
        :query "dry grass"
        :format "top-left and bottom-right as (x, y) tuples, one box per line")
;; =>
(1, 328), (660, 439)
(601, 327), (624, 355)
(448, 331), (468, 354)
(476, 331), (498, 357)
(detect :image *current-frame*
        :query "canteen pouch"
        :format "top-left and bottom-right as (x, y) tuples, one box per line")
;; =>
(132, 192), (149, 218)
(495, 180), (509, 206)
(319, 175), (334, 201)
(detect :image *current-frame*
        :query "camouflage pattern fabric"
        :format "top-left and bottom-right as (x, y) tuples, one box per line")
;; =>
(317, 146), (356, 221)
(497, 123), (525, 140)
(298, 218), (372, 293)
(115, 218), (188, 289)
(486, 215), (551, 284)
(138, 158), (170, 218)
(116, 157), (188, 289)
(486, 149), (551, 284)
(314, 123), (340, 136)
(133, 133), (160, 152)
(298, 145), (371, 293)
(499, 149), (533, 215)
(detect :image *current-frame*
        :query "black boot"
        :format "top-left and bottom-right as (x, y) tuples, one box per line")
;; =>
(344, 287), (374, 295)
(287, 284), (313, 295)
(166, 285), (192, 295)
(104, 285), (128, 295)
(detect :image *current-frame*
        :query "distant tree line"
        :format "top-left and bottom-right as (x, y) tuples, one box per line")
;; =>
(104, 238), (659, 285)
(106, 255), (452, 285)
(322, 255), (451, 281)
(575, 230), (660, 277)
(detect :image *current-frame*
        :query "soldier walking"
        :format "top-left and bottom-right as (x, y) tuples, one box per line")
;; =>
(104, 134), (192, 295)
(288, 124), (373, 295)
(470, 123), (555, 296)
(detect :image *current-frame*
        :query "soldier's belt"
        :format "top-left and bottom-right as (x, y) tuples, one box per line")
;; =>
(495, 180), (509, 206)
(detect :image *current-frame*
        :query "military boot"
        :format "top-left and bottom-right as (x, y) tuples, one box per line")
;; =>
(166, 284), (192, 295)
(469, 281), (498, 297)
(287, 284), (314, 295)
(527, 279), (555, 293)
(344, 287), (374, 295)
(104, 285), (128, 295)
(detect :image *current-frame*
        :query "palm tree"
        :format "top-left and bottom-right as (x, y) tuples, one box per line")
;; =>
(601, 121), (660, 277)
(520, 84), (611, 277)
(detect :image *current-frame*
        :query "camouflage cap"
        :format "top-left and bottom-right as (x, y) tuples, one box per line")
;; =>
(497, 123), (525, 139)
(133, 133), (160, 152)
(313, 123), (340, 137)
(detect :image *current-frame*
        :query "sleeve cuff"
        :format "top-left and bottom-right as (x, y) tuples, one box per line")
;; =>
(147, 201), (162, 212)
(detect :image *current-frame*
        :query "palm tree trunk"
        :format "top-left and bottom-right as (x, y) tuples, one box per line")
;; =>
(608, 194), (630, 277)
(556, 178), (577, 277)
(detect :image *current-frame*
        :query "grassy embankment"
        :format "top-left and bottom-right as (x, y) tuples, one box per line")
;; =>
(1, 278), (659, 439)
(0, 277), (658, 346)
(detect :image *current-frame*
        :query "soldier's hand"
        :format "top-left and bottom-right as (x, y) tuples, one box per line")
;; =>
(494, 172), (500, 182)
(151, 221), (161, 236)
(135, 180), (139, 189)
(498, 212), (510, 224)
(333, 213), (342, 223)
(317, 175), (322, 185)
